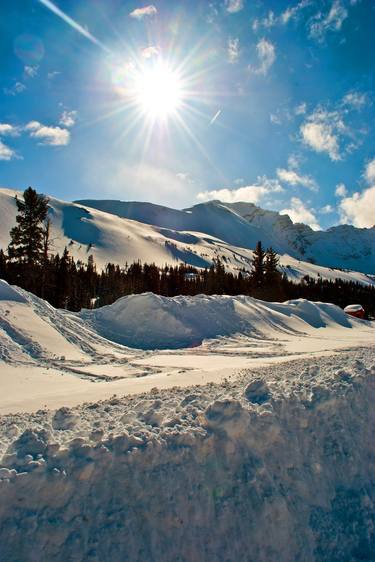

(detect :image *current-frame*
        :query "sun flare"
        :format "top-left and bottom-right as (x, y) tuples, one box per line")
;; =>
(134, 62), (183, 119)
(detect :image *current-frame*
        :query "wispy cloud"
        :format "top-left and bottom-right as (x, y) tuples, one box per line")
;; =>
(225, 0), (244, 14)
(24, 65), (38, 78)
(335, 183), (347, 197)
(3, 82), (26, 96)
(341, 90), (367, 110)
(309, 1), (348, 41)
(281, 197), (320, 230)
(227, 38), (240, 63)
(38, 0), (110, 52)
(59, 110), (77, 127)
(197, 177), (283, 204)
(25, 121), (70, 146)
(209, 109), (222, 125)
(277, 168), (318, 191)
(250, 38), (276, 76)
(281, 0), (311, 24)
(129, 5), (157, 19)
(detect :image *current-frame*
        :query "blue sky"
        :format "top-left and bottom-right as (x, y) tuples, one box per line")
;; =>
(1, 0), (374, 230)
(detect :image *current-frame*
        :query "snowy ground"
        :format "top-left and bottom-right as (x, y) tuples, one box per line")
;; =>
(1, 280), (374, 414)
(0, 348), (374, 561)
(1, 280), (375, 561)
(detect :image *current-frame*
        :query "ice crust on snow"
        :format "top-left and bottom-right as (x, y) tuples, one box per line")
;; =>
(0, 349), (374, 561)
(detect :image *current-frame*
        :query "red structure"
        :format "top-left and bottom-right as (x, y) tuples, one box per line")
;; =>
(344, 304), (365, 319)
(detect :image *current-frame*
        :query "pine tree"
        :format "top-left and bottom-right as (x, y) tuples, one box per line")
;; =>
(264, 247), (284, 300)
(251, 241), (265, 294)
(8, 187), (50, 265)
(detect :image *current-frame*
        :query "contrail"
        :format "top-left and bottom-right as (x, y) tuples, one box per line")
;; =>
(209, 109), (221, 125)
(38, 0), (111, 53)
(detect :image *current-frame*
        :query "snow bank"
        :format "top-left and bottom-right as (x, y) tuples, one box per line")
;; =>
(0, 349), (374, 561)
(0, 279), (27, 303)
(80, 292), (357, 349)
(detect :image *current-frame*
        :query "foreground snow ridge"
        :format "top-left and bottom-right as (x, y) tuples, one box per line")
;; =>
(0, 349), (374, 561)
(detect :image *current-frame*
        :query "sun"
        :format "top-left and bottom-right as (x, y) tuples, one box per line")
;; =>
(133, 61), (183, 119)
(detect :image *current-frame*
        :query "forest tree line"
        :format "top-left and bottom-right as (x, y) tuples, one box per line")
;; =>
(1, 187), (374, 316)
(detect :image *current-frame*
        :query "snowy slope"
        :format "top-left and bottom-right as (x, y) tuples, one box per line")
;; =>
(78, 197), (375, 274)
(1, 188), (374, 286)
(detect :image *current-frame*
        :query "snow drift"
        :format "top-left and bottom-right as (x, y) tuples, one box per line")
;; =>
(0, 349), (374, 561)
(80, 291), (356, 349)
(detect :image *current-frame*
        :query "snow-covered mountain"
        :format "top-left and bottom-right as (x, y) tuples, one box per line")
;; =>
(77, 198), (375, 274)
(0, 188), (374, 286)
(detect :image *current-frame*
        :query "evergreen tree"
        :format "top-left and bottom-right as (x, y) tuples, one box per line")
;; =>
(8, 187), (50, 265)
(251, 241), (265, 294)
(264, 247), (284, 299)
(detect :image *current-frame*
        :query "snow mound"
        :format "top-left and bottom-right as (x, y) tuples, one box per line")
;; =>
(80, 292), (357, 349)
(0, 280), (27, 303)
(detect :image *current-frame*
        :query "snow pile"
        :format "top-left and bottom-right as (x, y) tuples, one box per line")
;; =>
(80, 292), (358, 349)
(0, 280), (129, 363)
(0, 349), (374, 561)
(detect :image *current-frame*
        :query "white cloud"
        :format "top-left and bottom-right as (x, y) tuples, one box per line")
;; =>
(129, 5), (157, 19)
(250, 38), (276, 76)
(300, 96), (365, 161)
(342, 91), (367, 110)
(227, 38), (240, 63)
(320, 204), (334, 214)
(281, 0), (311, 24)
(301, 120), (340, 161)
(252, 11), (276, 31)
(176, 172), (195, 185)
(0, 140), (17, 161)
(309, 1), (348, 41)
(24, 65), (38, 78)
(197, 177), (283, 205)
(280, 197), (320, 230)
(0, 123), (20, 136)
(225, 0), (244, 14)
(3, 82), (26, 96)
(277, 168), (318, 191)
(59, 110), (77, 127)
(339, 186), (375, 228)
(25, 121), (70, 146)
(141, 46), (159, 59)
(364, 158), (375, 184)
(335, 183), (347, 197)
